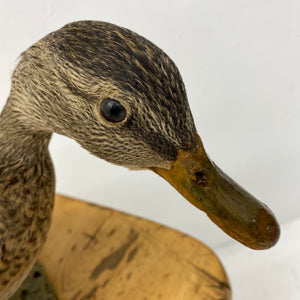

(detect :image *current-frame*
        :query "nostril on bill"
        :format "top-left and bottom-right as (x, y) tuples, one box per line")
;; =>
(194, 169), (209, 186)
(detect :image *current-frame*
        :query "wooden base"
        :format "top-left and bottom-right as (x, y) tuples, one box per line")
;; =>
(39, 194), (231, 299)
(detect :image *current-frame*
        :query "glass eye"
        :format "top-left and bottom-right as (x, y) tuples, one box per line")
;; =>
(100, 98), (127, 123)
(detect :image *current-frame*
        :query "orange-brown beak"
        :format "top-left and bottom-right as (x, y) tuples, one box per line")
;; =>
(151, 135), (280, 250)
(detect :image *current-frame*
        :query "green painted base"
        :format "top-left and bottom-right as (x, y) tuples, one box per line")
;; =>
(10, 261), (59, 300)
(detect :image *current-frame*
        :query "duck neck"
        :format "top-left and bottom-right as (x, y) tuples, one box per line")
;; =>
(0, 100), (55, 299)
(0, 103), (52, 164)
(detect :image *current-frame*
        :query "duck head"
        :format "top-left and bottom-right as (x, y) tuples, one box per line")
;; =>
(11, 21), (279, 249)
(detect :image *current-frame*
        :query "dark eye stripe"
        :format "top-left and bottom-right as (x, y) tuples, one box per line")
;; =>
(100, 98), (126, 123)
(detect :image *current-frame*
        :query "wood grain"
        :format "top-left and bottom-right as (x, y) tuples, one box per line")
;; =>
(39, 194), (231, 300)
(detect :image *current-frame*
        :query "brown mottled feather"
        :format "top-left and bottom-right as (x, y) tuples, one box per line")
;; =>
(0, 21), (196, 298)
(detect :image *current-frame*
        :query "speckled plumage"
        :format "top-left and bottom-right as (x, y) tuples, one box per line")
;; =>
(0, 21), (196, 298)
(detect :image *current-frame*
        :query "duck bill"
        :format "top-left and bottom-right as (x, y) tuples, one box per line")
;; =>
(151, 135), (280, 250)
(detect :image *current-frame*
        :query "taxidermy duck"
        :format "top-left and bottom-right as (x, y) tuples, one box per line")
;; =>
(0, 21), (280, 299)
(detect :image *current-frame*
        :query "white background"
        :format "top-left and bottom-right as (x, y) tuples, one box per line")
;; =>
(0, 1), (299, 299)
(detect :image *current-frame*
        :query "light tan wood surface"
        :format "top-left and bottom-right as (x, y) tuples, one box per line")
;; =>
(39, 194), (231, 300)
